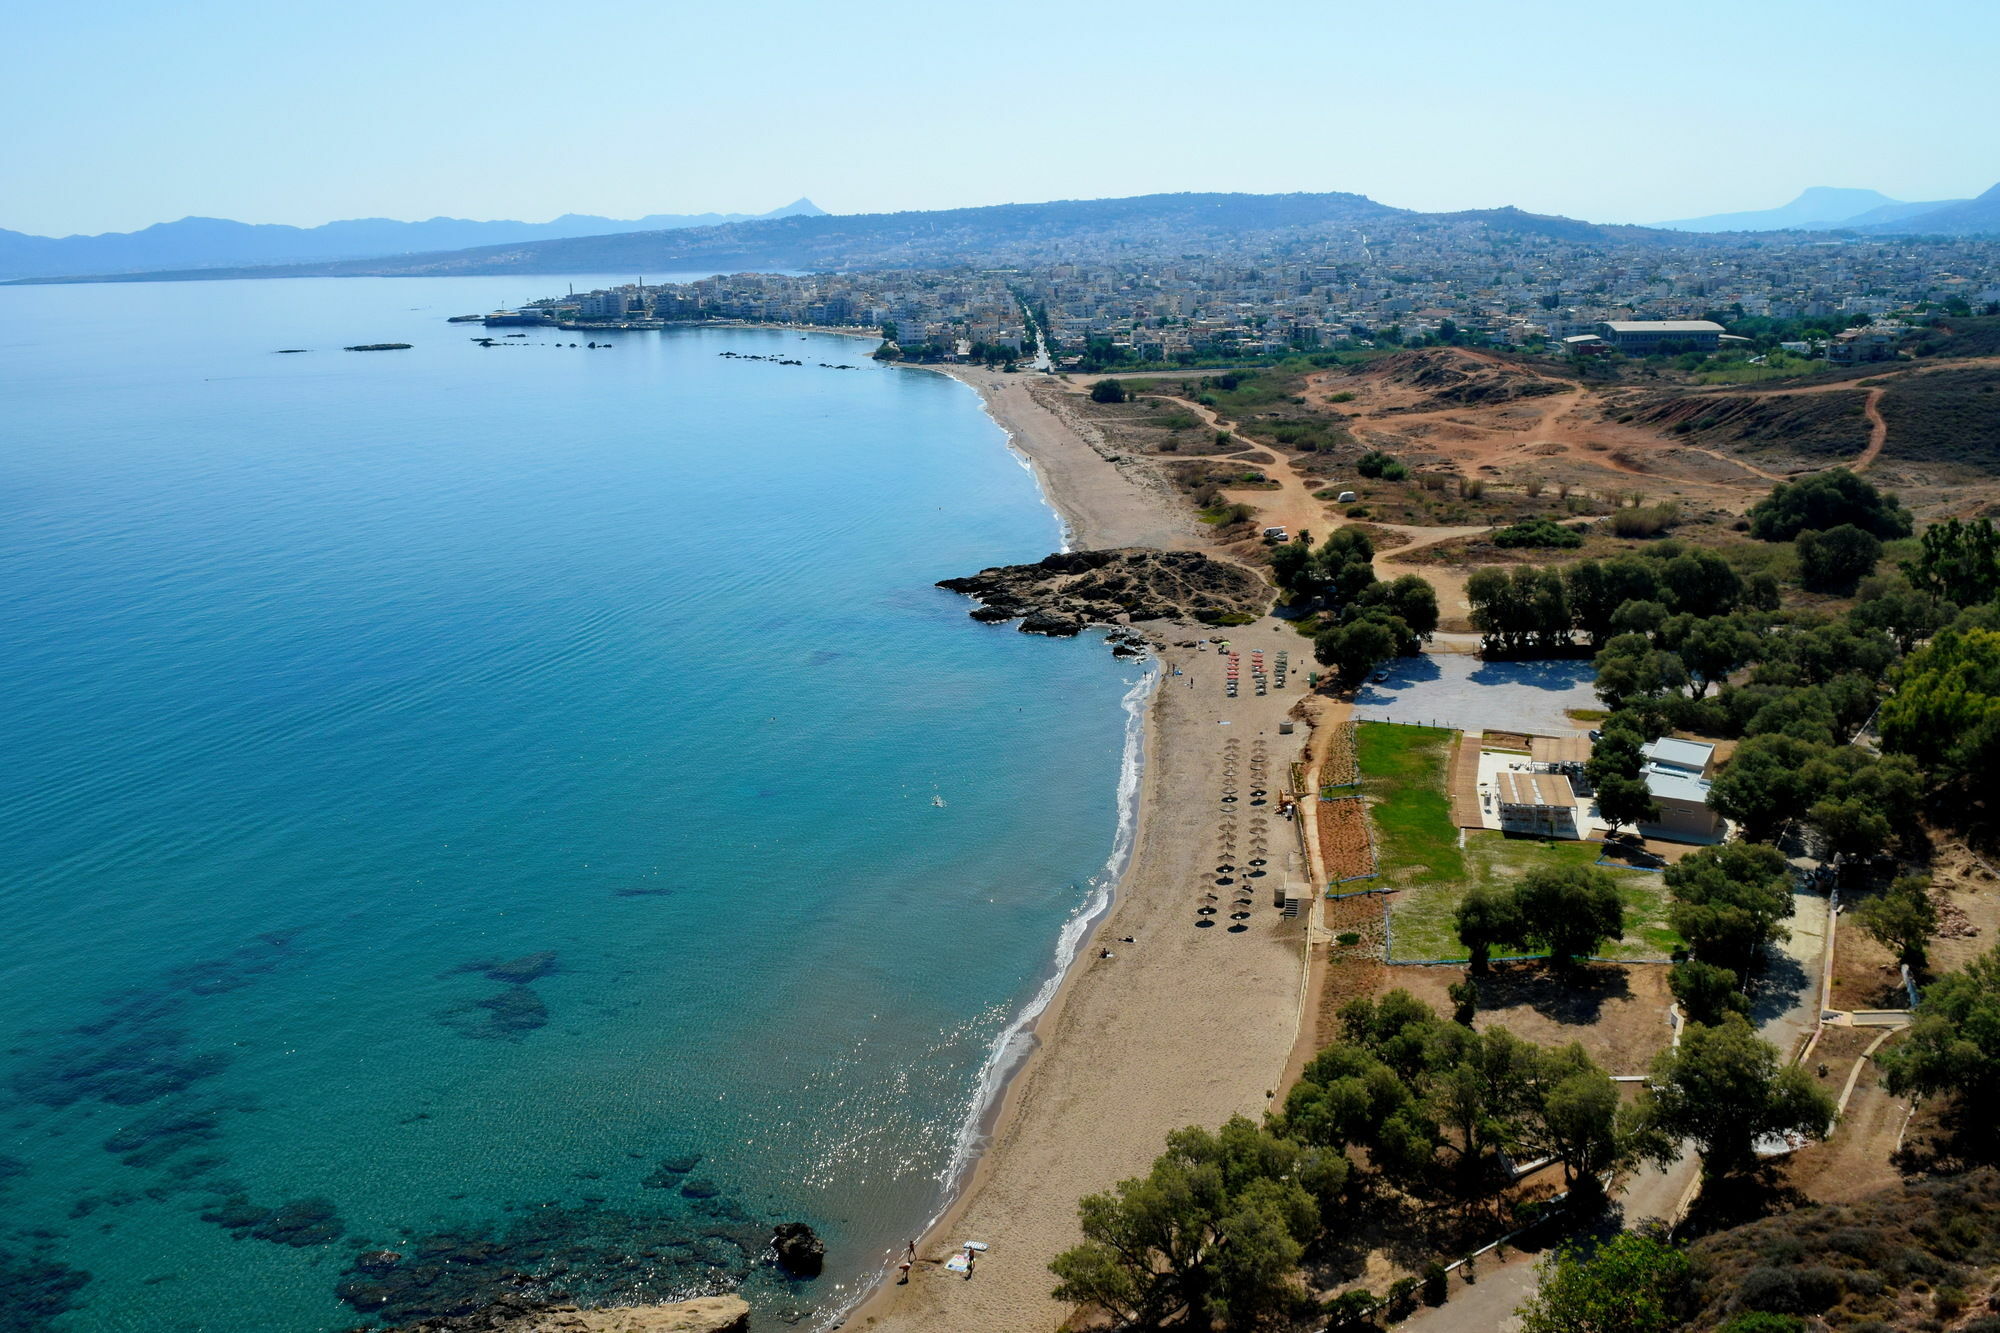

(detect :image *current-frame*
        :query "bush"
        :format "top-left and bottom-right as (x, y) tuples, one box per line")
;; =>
(1492, 518), (1585, 549)
(1355, 449), (1408, 481)
(1089, 378), (1128, 404)
(1718, 1313), (1806, 1333)
(1607, 503), (1681, 539)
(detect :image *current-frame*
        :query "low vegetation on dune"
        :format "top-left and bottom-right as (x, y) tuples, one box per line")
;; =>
(1617, 390), (1874, 462)
(1876, 366), (2000, 467)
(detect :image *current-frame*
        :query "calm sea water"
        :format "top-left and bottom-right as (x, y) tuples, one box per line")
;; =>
(0, 278), (1141, 1331)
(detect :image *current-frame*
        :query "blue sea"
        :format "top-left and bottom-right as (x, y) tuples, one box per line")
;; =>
(0, 278), (1143, 1331)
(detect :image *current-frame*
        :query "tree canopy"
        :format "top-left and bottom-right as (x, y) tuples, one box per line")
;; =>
(1879, 943), (2000, 1118)
(1745, 468), (1912, 542)
(1516, 1231), (1694, 1333)
(1630, 1014), (1835, 1180)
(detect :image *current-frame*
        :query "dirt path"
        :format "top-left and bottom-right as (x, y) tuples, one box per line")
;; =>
(1076, 384), (1331, 542)
(1852, 387), (1888, 472)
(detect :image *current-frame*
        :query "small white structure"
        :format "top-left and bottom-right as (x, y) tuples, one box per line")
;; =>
(1495, 770), (1579, 838)
(1638, 738), (1722, 840)
(1336, 490), (1357, 503)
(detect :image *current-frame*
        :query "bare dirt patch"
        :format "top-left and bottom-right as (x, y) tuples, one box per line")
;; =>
(1389, 959), (1674, 1075)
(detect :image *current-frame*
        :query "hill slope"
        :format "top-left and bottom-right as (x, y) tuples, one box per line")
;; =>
(0, 199), (825, 280)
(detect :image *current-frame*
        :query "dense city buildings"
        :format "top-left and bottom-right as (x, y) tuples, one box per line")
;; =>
(521, 219), (2000, 367)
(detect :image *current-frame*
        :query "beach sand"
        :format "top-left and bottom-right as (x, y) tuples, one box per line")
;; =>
(842, 369), (1314, 1331)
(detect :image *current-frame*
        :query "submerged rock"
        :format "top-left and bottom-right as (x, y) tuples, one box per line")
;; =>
(201, 1193), (345, 1246)
(770, 1222), (824, 1278)
(370, 1292), (751, 1331)
(482, 952), (558, 985)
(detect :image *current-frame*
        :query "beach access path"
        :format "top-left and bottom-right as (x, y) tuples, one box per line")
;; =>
(844, 369), (1316, 1332)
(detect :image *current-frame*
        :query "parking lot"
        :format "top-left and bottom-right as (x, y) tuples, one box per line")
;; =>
(1348, 652), (1597, 737)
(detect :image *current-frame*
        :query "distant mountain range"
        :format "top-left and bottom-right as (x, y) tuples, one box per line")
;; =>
(1655, 183), (2000, 235)
(11, 180), (2000, 288)
(6, 192), (1684, 286)
(0, 199), (825, 280)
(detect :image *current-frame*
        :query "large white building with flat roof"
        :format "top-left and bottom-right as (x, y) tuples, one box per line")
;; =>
(1597, 320), (1725, 354)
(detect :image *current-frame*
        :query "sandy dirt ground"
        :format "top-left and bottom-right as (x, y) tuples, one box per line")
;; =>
(843, 376), (1315, 1332)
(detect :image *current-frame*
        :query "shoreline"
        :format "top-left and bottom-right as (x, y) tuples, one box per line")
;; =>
(835, 364), (1312, 1331)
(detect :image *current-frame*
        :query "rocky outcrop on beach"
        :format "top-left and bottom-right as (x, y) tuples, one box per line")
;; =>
(769, 1222), (824, 1277)
(937, 547), (1269, 638)
(368, 1293), (750, 1332)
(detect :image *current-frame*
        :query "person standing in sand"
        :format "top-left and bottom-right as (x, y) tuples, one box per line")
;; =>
(898, 1240), (916, 1282)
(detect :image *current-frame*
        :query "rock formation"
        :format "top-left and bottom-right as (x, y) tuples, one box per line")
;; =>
(937, 548), (1268, 639)
(769, 1222), (824, 1277)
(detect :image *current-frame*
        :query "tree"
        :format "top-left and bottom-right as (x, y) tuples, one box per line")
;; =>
(1662, 614), (1758, 698)
(1662, 842), (1794, 972)
(1516, 1231), (1693, 1333)
(1879, 944), (2000, 1114)
(1456, 885), (1525, 974)
(1090, 377), (1128, 404)
(1796, 524), (1882, 594)
(1593, 634), (1688, 708)
(1705, 733), (1822, 841)
(1746, 468), (1913, 542)
(1515, 865), (1625, 967)
(1854, 875), (1938, 970)
(1659, 549), (1744, 615)
(1049, 1116), (1322, 1329)
(1353, 574), (1439, 641)
(1530, 1045), (1626, 1192)
(1669, 959), (1748, 1026)
(1270, 535), (1315, 601)
(1314, 617), (1401, 686)
(1879, 625), (2000, 784)
(1902, 517), (2000, 607)
(1594, 772), (1659, 836)
(1630, 1015), (1835, 1181)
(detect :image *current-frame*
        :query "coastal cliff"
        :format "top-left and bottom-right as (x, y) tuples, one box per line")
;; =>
(370, 1293), (750, 1332)
(937, 547), (1269, 638)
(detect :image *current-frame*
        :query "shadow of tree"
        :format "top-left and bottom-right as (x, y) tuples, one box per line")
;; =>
(1474, 961), (1633, 1026)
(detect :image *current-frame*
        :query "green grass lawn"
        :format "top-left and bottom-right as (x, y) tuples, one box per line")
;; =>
(1355, 723), (1463, 888)
(1355, 720), (1683, 963)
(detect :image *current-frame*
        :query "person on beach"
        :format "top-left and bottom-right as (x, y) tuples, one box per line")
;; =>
(963, 1245), (977, 1280)
(898, 1240), (916, 1281)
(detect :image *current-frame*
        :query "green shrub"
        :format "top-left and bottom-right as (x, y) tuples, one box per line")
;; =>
(1492, 518), (1585, 549)
(1089, 378), (1127, 404)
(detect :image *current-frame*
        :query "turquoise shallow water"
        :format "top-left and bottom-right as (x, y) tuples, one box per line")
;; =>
(0, 278), (1140, 1331)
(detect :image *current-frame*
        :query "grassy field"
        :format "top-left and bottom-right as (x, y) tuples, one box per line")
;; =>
(1355, 722), (1681, 963)
(1355, 723), (1463, 887)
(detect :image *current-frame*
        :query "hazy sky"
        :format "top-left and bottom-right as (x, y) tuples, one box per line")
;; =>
(7, 0), (1995, 236)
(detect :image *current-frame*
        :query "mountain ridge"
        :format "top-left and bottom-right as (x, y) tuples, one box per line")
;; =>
(1654, 183), (2000, 235)
(0, 199), (825, 280)
(4, 192), (1691, 286)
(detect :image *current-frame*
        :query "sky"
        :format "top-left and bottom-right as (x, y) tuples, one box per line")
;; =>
(6, 0), (1997, 237)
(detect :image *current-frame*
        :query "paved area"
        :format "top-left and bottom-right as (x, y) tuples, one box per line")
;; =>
(1351, 654), (1597, 737)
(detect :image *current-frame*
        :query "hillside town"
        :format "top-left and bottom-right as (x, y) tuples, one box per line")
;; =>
(512, 222), (2000, 365)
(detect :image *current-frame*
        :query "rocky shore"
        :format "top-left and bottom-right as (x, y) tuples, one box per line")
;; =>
(368, 1293), (749, 1332)
(936, 547), (1269, 641)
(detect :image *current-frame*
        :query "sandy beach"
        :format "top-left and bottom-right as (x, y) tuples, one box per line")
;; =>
(841, 368), (1315, 1331)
